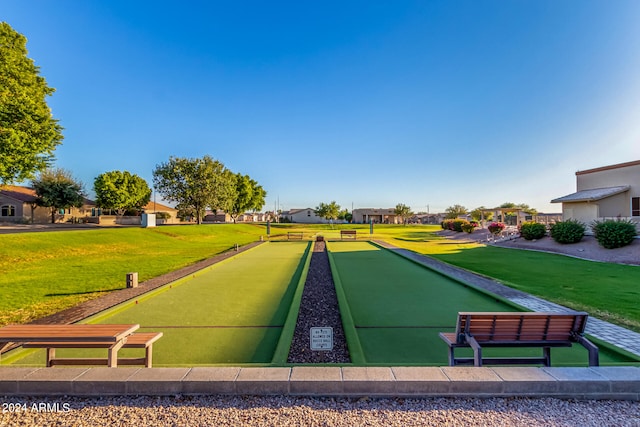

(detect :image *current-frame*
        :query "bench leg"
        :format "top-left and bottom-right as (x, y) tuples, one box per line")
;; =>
(107, 340), (126, 368)
(448, 346), (455, 366)
(467, 335), (483, 367)
(46, 348), (55, 367)
(145, 346), (153, 368)
(576, 336), (600, 366)
(543, 347), (551, 367)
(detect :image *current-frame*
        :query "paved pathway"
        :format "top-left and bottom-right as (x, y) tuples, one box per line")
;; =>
(374, 240), (640, 358)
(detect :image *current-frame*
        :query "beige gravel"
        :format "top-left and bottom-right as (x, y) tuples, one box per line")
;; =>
(1, 395), (639, 427)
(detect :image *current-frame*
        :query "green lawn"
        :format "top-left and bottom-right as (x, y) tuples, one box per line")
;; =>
(7, 241), (310, 366)
(327, 241), (635, 366)
(2, 222), (639, 336)
(0, 224), (264, 325)
(379, 226), (640, 332)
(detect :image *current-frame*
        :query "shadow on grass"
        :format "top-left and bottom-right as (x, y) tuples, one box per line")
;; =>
(45, 290), (115, 297)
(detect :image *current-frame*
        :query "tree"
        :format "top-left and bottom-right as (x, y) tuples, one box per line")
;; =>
(338, 209), (352, 223)
(315, 201), (340, 223)
(93, 171), (151, 216)
(445, 204), (467, 219)
(228, 173), (267, 223)
(0, 22), (64, 185)
(394, 203), (413, 225)
(31, 168), (85, 223)
(152, 156), (234, 224)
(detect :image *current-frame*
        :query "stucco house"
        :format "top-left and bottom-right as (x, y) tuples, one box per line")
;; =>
(551, 160), (640, 228)
(0, 185), (95, 224)
(282, 208), (331, 224)
(352, 208), (400, 224)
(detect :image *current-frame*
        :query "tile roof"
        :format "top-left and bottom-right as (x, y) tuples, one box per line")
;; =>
(0, 185), (37, 203)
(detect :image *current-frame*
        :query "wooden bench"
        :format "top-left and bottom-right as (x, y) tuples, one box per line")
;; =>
(438, 312), (599, 367)
(23, 332), (163, 368)
(0, 324), (156, 368)
(287, 232), (303, 240)
(340, 230), (357, 240)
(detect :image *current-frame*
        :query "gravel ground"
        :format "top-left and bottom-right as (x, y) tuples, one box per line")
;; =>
(287, 240), (350, 363)
(1, 395), (639, 426)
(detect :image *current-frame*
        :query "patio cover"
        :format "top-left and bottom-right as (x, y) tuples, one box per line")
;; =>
(551, 185), (630, 204)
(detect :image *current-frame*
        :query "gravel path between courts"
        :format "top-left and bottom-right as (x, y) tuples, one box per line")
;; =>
(1, 395), (639, 426)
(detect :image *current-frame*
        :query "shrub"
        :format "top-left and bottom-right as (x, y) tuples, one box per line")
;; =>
(487, 222), (505, 234)
(519, 221), (546, 240)
(452, 219), (469, 232)
(591, 219), (638, 249)
(461, 222), (476, 233)
(441, 219), (454, 230)
(549, 219), (585, 244)
(155, 211), (172, 220)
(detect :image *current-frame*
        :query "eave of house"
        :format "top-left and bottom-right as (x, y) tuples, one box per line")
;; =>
(550, 185), (630, 203)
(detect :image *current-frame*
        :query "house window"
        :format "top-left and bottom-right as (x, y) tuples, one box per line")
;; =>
(1, 205), (16, 217)
(632, 197), (640, 217)
(307, 210), (311, 217)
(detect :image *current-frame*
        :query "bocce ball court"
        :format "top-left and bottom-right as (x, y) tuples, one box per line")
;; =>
(3, 241), (636, 367)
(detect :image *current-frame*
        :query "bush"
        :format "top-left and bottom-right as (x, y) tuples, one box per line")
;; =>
(451, 219), (469, 232)
(155, 211), (172, 220)
(461, 222), (476, 233)
(441, 219), (454, 230)
(519, 221), (546, 240)
(487, 222), (505, 234)
(550, 219), (585, 244)
(591, 219), (638, 249)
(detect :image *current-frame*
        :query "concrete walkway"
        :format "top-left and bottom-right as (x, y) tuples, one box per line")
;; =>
(374, 240), (640, 358)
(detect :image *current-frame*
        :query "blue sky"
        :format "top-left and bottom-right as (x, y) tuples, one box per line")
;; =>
(3, 1), (640, 213)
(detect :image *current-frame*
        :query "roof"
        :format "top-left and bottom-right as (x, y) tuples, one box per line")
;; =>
(0, 185), (37, 203)
(576, 160), (640, 176)
(551, 186), (630, 203)
(143, 201), (177, 211)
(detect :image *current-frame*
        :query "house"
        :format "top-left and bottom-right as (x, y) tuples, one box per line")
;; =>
(282, 208), (331, 224)
(352, 208), (400, 224)
(203, 211), (232, 223)
(143, 201), (180, 224)
(551, 160), (640, 228)
(0, 185), (95, 224)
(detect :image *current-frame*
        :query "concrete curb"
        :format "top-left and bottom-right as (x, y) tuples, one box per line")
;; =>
(1, 366), (639, 400)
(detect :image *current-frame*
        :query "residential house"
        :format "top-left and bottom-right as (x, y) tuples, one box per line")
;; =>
(352, 208), (400, 224)
(551, 160), (640, 229)
(0, 185), (95, 224)
(282, 208), (329, 224)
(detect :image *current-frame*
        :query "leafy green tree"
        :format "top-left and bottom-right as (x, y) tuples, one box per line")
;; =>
(153, 156), (234, 224)
(228, 173), (267, 223)
(499, 202), (538, 215)
(338, 209), (352, 223)
(93, 170), (151, 216)
(31, 168), (85, 223)
(0, 22), (64, 184)
(445, 204), (467, 219)
(315, 201), (341, 223)
(394, 203), (413, 225)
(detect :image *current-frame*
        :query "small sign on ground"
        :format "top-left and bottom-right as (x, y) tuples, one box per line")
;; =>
(310, 327), (333, 351)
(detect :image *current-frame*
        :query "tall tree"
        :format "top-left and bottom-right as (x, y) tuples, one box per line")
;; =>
(93, 170), (152, 215)
(31, 168), (85, 223)
(394, 203), (413, 225)
(152, 155), (233, 224)
(445, 204), (467, 219)
(228, 173), (266, 223)
(0, 22), (63, 184)
(315, 201), (341, 222)
(470, 206), (493, 221)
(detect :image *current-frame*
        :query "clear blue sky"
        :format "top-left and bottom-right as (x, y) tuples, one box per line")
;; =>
(4, 1), (640, 213)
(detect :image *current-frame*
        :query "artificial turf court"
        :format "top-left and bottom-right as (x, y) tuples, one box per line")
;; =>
(326, 241), (637, 366)
(5, 242), (311, 366)
(4, 239), (637, 367)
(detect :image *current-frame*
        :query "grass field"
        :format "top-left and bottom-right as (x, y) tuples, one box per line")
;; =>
(0, 224), (264, 325)
(327, 241), (636, 366)
(6, 242), (311, 366)
(2, 222), (639, 336)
